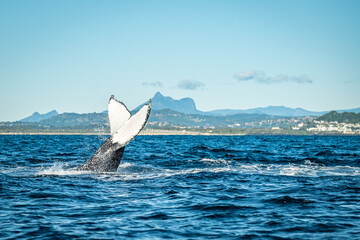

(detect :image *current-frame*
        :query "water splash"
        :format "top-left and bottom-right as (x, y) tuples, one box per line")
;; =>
(36, 162), (87, 176)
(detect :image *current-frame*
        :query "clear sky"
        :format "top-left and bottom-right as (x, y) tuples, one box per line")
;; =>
(1, 0), (359, 121)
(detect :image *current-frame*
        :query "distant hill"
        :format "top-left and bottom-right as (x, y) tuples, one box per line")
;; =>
(136, 92), (340, 117)
(147, 109), (292, 128)
(39, 112), (108, 127)
(148, 92), (360, 117)
(134, 92), (201, 114)
(28, 109), (286, 128)
(20, 110), (58, 122)
(207, 106), (325, 117)
(317, 111), (360, 124)
(337, 108), (360, 114)
(16, 92), (360, 124)
(3, 108), (306, 133)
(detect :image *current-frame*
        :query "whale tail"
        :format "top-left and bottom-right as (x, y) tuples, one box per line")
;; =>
(108, 95), (131, 135)
(77, 96), (151, 172)
(109, 97), (151, 149)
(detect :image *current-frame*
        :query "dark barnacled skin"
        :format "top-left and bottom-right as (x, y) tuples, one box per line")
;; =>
(77, 138), (125, 172)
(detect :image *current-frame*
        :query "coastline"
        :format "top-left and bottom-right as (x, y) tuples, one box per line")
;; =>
(0, 132), (106, 136)
(0, 129), (358, 136)
(0, 130), (244, 136)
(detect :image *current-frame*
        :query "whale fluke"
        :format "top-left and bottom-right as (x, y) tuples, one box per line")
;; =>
(112, 99), (151, 148)
(108, 95), (131, 135)
(77, 96), (151, 172)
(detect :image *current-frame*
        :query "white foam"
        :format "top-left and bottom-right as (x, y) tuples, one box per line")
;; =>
(199, 158), (360, 177)
(3, 158), (359, 181)
(36, 162), (88, 176)
(200, 158), (230, 165)
(239, 162), (360, 177)
(0, 166), (27, 174)
(118, 162), (132, 168)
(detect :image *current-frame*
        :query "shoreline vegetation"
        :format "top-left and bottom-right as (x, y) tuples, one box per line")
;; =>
(2, 109), (359, 136)
(0, 128), (358, 136)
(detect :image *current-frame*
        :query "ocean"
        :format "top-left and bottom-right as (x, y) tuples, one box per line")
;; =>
(1, 135), (360, 239)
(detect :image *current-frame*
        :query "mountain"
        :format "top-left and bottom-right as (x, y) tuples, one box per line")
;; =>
(25, 109), (296, 129)
(20, 110), (59, 122)
(208, 106), (326, 117)
(39, 112), (108, 127)
(137, 92), (325, 117)
(337, 108), (360, 114)
(134, 92), (360, 117)
(148, 109), (293, 128)
(134, 92), (202, 114)
(17, 93), (360, 124)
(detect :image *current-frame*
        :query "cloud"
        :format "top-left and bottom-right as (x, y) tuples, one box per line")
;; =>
(142, 81), (163, 87)
(233, 71), (313, 84)
(177, 79), (205, 90)
(233, 70), (266, 81)
(290, 75), (313, 84)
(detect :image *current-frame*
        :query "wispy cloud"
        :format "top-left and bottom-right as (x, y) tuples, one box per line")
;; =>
(142, 81), (163, 87)
(177, 79), (205, 90)
(233, 70), (313, 84)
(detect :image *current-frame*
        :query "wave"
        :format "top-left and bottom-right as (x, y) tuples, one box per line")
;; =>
(199, 158), (360, 177)
(266, 195), (316, 204)
(1, 158), (359, 181)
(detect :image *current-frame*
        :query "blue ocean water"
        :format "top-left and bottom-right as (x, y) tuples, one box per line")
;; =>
(1, 135), (360, 239)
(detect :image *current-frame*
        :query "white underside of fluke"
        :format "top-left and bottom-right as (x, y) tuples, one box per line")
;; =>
(108, 96), (151, 148)
(108, 96), (131, 135)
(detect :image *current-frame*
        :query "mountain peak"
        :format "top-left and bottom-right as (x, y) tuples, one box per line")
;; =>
(20, 110), (59, 122)
(134, 92), (201, 114)
(153, 92), (199, 114)
(154, 91), (163, 97)
(48, 110), (59, 115)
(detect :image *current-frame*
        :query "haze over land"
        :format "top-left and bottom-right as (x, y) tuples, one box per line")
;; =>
(1, 1), (359, 121)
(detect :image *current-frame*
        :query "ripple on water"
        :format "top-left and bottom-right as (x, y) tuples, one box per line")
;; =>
(0, 135), (360, 239)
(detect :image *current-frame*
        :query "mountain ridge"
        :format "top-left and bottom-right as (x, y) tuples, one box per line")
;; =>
(134, 92), (201, 114)
(20, 110), (59, 122)
(17, 92), (360, 121)
(206, 106), (324, 117)
(137, 92), (360, 117)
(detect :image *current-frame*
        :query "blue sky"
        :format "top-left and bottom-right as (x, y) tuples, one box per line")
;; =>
(1, 0), (359, 121)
